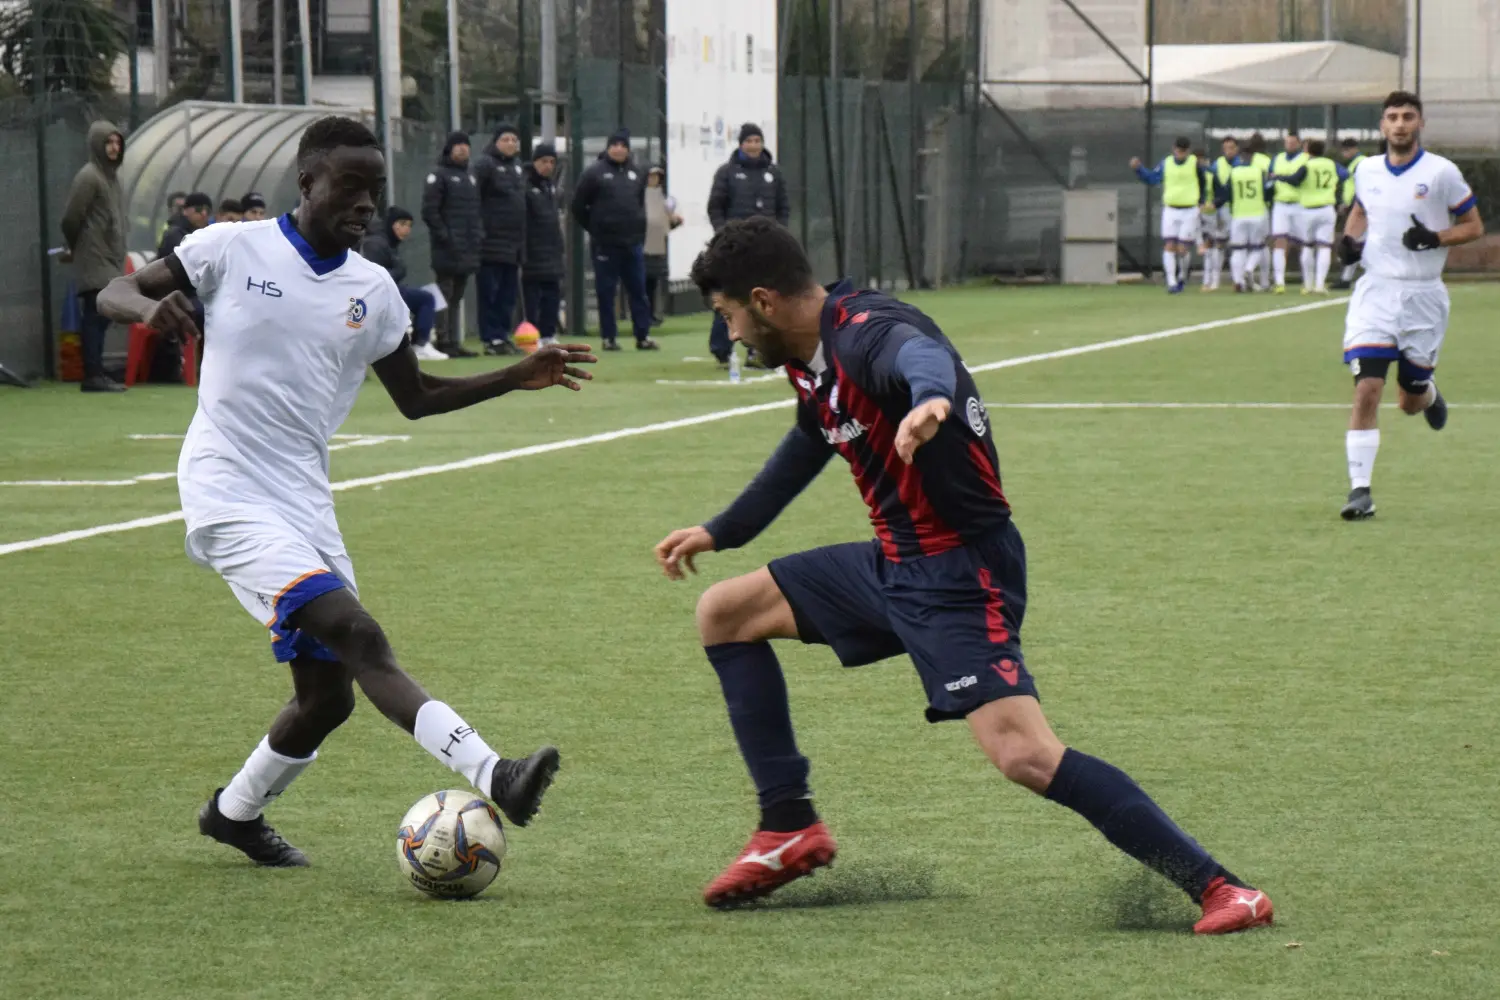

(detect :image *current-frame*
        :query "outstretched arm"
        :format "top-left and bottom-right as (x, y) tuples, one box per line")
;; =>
(1130, 158), (1163, 185)
(97, 255), (200, 338)
(656, 424), (833, 578)
(372, 342), (596, 420)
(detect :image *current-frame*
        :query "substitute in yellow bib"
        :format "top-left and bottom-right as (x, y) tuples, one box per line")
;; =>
(1199, 135), (1242, 292)
(1267, 132), (1310, 292)
(1131, 137), (1206, 294)
(1213, 147), (1270, 293)
(1275, 139), (1349, 293)
(1246, 134), (1274, 289)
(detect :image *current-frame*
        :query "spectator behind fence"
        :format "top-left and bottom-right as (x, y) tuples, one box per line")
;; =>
(361, 205), (445, 361)
(159, 192), (213, 258)
(240, 192), (268, 221)
(706, 122), (789, 365)
(422, 129), (483, 358)
(60, 120), (127, 393)
(217, 198), (243, 223)
(570, 127), (657, 351)
(523, 142), (565, 346)
(644, 165), (682, 326)
(475, 123), (528, 356)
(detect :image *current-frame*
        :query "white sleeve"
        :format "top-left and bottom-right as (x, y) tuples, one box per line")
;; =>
(1442, 161), (1477, 216)
(172, 223), (237, 298)
(370, 276), (410, 364)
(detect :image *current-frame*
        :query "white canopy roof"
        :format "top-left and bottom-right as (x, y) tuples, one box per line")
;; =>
(1150, 42), (1401, 106)
(985, 41), (1401, 110)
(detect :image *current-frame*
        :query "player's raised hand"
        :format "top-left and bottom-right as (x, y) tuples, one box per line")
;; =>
(142, 290), (200, 338)
(507, 343), (597, 391)
(894, 398), (952, 465)
(1129, 157), (1142, 170)
(655, 526), (716, 580)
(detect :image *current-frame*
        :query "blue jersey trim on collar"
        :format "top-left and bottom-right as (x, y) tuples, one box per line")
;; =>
(1383, 148), (1425, 177)
(278, 213), (348, 276)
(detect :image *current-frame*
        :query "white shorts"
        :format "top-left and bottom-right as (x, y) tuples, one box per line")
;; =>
(1212, 206), (1232, 241)
(186, 518), (357, 662)
(1342, 277), (1449, 381)
(1270, 202), (1303, 241)
(1161, 206), (1200, 244)
(1296, 205), (1337, 246)
(1229, 216), (1269, 248)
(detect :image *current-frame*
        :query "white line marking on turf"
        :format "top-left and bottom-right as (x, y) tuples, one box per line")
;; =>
(0, 299), (1349, 557)
(1, 435), (412, 488)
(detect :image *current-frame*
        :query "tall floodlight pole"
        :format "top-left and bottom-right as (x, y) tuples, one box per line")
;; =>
(298, 0), (314, 103)
(273, 0), (285, 105)
(447, 0), (462, 128)
(541, 0), (558, 142)
(152, 0), (170, 101)
(228, 0), (244, 102)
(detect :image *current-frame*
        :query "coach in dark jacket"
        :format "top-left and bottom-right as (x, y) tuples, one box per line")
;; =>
(707, 122), (790, 362)
(522, 143), (565, 345)
(421, 130), (482, 357)
(569, 128), (656, 350)
(474, 123), (527, 355)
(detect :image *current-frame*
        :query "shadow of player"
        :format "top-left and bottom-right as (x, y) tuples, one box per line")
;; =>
(750, 861), (954, 910)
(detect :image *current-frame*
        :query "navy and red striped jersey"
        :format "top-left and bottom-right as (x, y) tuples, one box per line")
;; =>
(784, 282), (1010, 561)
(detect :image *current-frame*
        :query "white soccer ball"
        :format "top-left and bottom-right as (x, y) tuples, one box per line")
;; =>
(396, 790), (507, 899)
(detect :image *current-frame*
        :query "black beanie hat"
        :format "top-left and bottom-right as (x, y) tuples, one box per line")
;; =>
(443, 130), (471, 153)
(493, 123), (518, 141)
(738, 122), (764, 144)
(532, 141), (557, 161)
(607, 127), (631, 148)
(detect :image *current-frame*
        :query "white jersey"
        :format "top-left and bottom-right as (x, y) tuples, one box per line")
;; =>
(173, 216), (408, 538)
(1354, 149), (1475, 283)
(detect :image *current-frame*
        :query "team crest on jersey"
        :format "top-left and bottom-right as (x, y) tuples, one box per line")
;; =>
(1414, 183), (1430, 199)
(966, 396), (989, 436)
(346, 297), (368, 329)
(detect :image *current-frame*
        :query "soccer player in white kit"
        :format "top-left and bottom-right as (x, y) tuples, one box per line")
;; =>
(98, 117), (596, 866)
(1337, 92), (1483, 520)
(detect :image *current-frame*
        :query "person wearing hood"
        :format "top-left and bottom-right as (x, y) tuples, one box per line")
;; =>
(522, 143), (565, 346)
(644, 165), (682, 325)
(474, 123), (528, 355)
(60, 120), (128, 392)
(421, 130), (483, 357)
(569, 128), (658, 350)
(362, 206), (446, 360)
(705, 122), (789, 364)
(158, 192), (213, 259)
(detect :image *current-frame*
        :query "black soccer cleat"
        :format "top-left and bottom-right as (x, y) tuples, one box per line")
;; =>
(635, 337), (660, 351)
(198, 788), (309, 867)
(489, 746), (561, 827)
(601, 340), (622, 352)
(1423, 388), (1448, 430)
(1340, 486), (1376, 521)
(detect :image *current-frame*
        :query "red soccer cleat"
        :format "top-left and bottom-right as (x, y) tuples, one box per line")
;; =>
(703, 821), (838, 908)
(1193, 876), (1275, 934)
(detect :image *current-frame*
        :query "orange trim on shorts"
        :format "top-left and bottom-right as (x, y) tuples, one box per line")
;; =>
(273, 569), (334, 609)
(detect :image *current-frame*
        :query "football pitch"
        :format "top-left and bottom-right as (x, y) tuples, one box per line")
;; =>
(3, 284), (1497, 999)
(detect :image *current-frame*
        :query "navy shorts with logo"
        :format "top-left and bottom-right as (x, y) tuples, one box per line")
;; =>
(767, 520), (1037, 722)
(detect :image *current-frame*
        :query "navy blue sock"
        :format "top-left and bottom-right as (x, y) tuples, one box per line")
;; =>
(705, 642), (814, 827)
(1044, 748), (1233, 902)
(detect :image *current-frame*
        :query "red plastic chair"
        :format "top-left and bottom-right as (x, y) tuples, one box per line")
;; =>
(122, 254), (197, 387)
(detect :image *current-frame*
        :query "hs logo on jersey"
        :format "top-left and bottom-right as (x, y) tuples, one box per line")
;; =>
(346, 297), (368, 329)
(246, 276), (282, 297)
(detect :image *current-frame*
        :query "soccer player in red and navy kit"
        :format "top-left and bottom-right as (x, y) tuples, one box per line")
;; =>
(654, 218), (1272, 933)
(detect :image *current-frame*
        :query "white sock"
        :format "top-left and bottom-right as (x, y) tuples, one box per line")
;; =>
(1201, 247), (1215, 287)
(1163, 250), (1178, 286)
(1341, 263), (1358, 282)
(414, 700), (500, 794)
(1247, 248), (1263, 282)
(1315, 246), (1332, 291)
(219, 736), (316, 821)
(1299, 247), (1314, 286)
(1178, 251), (1191, 284)
(1211, 247), (1224, 287)
(1230, 249), (1245, 285)
(1346, 429), (1380, 489)
(1273, 247), (1287, 285)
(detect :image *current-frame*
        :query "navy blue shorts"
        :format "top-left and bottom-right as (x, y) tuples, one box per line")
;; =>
(767, 520), (1037, 722)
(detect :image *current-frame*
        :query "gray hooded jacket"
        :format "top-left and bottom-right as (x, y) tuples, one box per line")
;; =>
(60, 121), (127, 292)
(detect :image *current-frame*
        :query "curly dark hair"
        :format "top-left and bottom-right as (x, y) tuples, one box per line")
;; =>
(689, 217), (814, 303)
(297, 116), (380, 170)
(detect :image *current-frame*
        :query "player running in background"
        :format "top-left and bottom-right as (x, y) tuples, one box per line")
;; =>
(1216, 143), (1271, 293)
(1269, 132), (1309, 292)
(1131, 138), (1205, 294)
(653, 217), (1274, 934)
(98, 117), (591, 866)
(1271, 139), (1348, 294)
(1333, 138), (1369, 288)
(1337, 91), (1483, 520)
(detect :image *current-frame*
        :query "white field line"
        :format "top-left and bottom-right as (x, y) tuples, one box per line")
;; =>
(0, 298), (1346, 558)
(0, 435), (410, 488)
